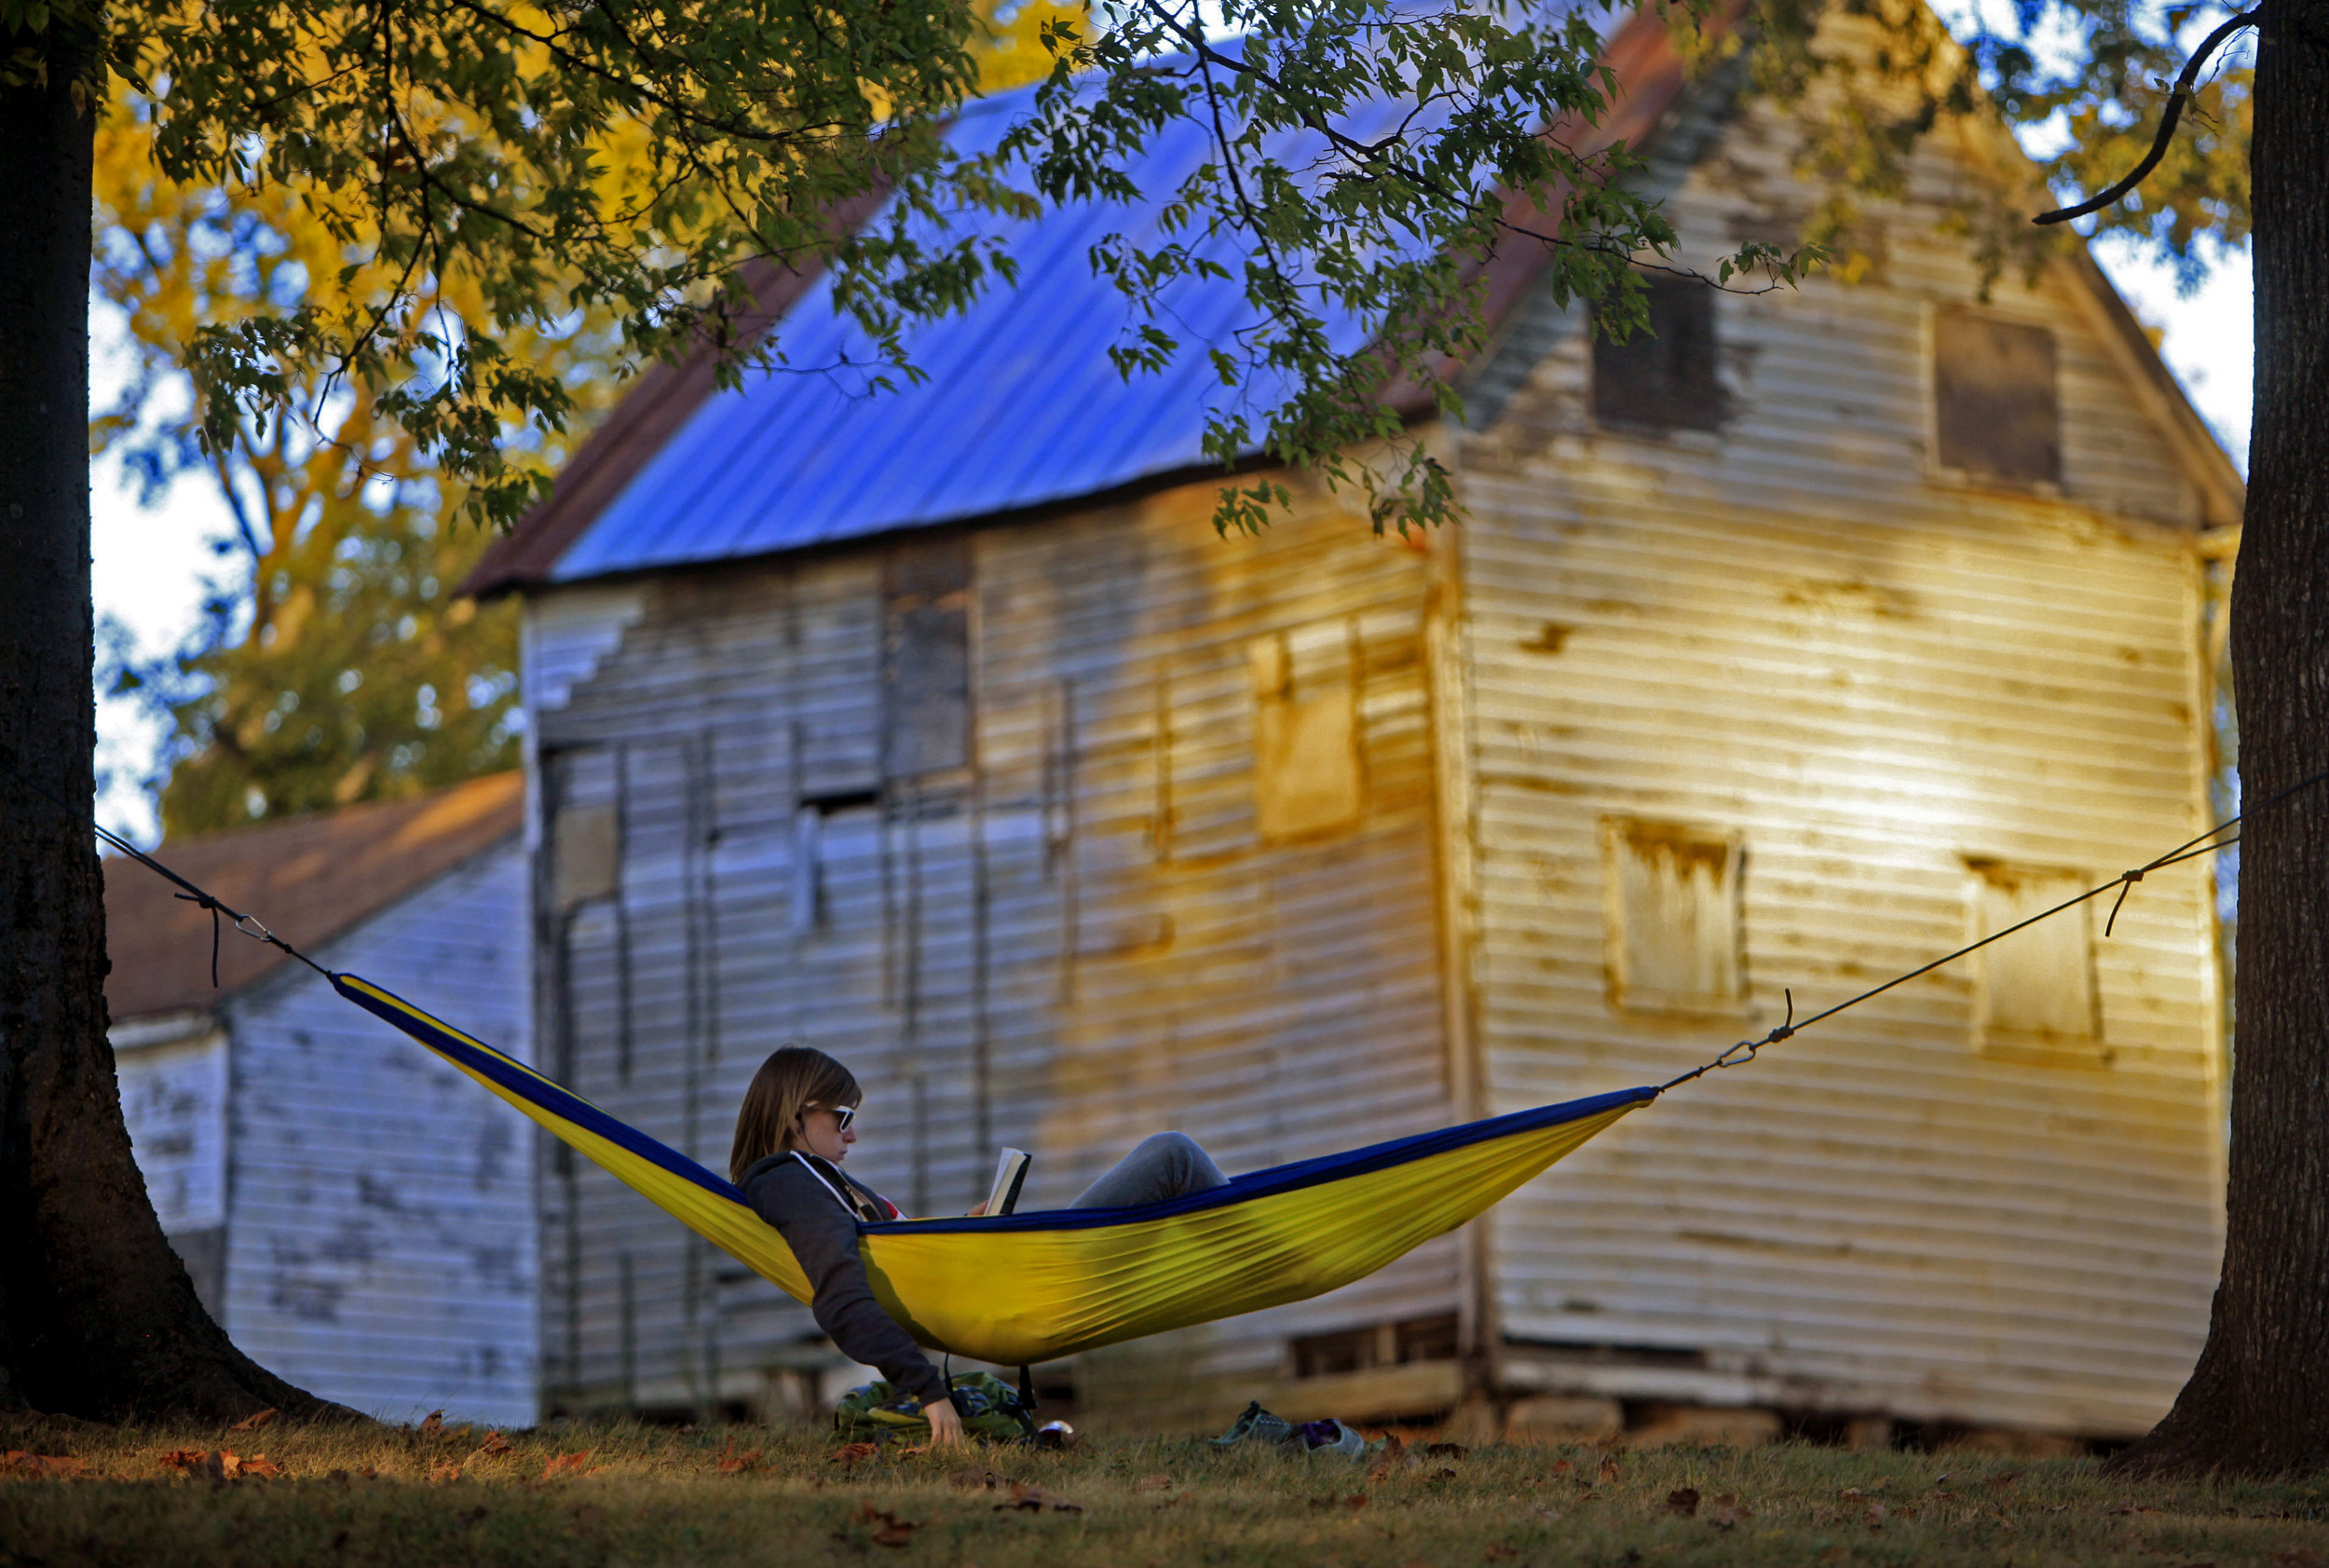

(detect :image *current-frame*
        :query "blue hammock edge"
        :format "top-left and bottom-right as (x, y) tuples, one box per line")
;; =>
(334, 972), (1657, 1233)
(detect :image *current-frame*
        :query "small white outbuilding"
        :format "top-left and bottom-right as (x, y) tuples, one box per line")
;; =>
(106, 773), (538, 1428)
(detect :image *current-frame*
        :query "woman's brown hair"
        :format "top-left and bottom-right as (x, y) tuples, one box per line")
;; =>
(729, 1046), (861, 1182)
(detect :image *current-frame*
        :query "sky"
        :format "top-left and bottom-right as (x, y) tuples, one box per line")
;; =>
(86, 221), (2257, 848)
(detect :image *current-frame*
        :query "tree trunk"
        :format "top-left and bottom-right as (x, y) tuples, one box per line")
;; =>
(2111, 0), (2329, 1479)
(0, 20), (334, 1424)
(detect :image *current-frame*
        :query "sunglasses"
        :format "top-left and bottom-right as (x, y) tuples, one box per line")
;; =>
(805, 1103), (858, 1132)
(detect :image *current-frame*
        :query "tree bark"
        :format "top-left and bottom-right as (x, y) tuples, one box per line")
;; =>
(0, 20), (334, 1423)
(2112, 0), (2329, 1479)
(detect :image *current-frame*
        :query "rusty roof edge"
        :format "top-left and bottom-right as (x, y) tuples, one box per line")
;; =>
(1466, 5), (1721, 349)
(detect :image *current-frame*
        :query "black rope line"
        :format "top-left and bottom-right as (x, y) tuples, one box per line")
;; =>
(6, 747), (2317, 1101)
(0, 747), (335, 988)
(2034, 8), (2260, 226)
(1659, 770), (2323, 1095)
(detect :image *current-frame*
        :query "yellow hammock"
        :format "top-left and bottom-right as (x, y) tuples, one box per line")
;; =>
(336, 975), (1653, 1367)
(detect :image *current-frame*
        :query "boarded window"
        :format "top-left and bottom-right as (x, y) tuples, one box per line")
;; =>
(882, 537), (972, 778)
(1602, 819), (1744, 1014)
(1250, 621), (1362, 841)
(1592, 275), (1724, 433)
(1934, 308), (2060, 486)
(545, 745), (623, 911)
(552, 801), (620, 911)
(1965, 860), (2100, 1061)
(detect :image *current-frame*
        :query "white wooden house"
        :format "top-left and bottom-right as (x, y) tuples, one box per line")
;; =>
(106, 773), (538, 1427)
(464, 8), (2239, 1442)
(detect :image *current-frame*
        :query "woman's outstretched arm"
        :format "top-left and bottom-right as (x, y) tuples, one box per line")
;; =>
(742, 1161), (951, 1412)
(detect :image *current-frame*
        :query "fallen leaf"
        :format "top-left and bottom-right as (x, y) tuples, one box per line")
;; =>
(240, 1455), (285, 1479)
(1134, 1474), (1176, 1493)
(1423, 1442), (1468, 1459)
(858, 1500), (922, 1548)
(429, 1463), (463, 1483)
(473, 1430), (513, 1458)
(1709, 1494), (1751, 1530)
(228, 1409), (278, 1433)
(1665, 1487), (1701, 1518)
(157, 1451), (206, 1473)
(829, 1442), (879, 1465)
(1598, 1457), (1621, 1484)
(715, 1438), (764, 1475)
(541, 1451), (594, 1479)
(994, 1481), (1082, 1514)
(952, 1466), (1005, 1491)
(1550, 1459), (1574, 1479)
(2, 1452), (84, 1479)
(418, 1411), (444, 1438)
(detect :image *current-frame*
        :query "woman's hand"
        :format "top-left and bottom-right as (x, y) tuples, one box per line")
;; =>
(924, 1395), (966, 1447)
(966, 1200), (989, 1217)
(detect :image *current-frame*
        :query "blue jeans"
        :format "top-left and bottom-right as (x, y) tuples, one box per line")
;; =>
(1069, 1132), (1228, 1209)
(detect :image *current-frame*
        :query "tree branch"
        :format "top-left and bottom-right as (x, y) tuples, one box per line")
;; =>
(2033, 8), (2259, 225)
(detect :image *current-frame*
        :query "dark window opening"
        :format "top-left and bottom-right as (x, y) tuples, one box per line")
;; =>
(1592, 275), (1725, 433)
(801, 786), (882, 815)
(1934, 308), (2060, 487)
(1292, 1313), (1462, 1379)
(882, 537), (972, 779)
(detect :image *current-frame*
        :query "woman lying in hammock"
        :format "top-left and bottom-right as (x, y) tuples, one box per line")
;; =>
(729, 1046), (1228, 1446)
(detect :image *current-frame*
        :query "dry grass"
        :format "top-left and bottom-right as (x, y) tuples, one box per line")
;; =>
(5, 1412), (2329, 1566)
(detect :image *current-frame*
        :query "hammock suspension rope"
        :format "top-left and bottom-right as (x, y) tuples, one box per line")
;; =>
(9, 744), (2316, 1365)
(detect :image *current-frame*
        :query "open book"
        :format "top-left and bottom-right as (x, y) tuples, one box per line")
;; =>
(983, 1147), (1031, 1218)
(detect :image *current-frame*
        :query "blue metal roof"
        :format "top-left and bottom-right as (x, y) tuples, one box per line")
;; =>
(551, 89), (1409, 582)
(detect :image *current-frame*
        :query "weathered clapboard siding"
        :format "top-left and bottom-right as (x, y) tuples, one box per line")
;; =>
(524, 481), (1456, 1420)
(115, 1016), (232, 1316)
(506, 10), (2231, 1439)
(1451, 75), (2223, 1437)
(216, 840), (538, 1428)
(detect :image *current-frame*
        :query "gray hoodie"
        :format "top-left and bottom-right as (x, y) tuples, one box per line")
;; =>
(739, 1152), (950, 1409)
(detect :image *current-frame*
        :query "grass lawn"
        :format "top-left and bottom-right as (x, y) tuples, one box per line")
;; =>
(6, 1414), (2328, 1567)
